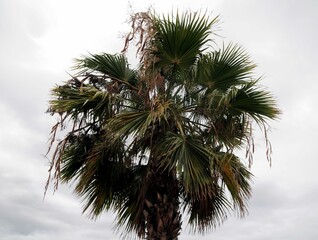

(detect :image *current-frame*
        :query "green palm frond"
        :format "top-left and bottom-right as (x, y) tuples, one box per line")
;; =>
(108, 110), (151, 138)
(153, 12), (218, 70)
(115, 165), (148, 236)
(181, 183), (231, 232)
(75, 53), (137, 85)
(227, 80), (280, 124)
(211, 113), (249, 148)
(77, 160), (133, 217)
(108, 99), (173, 138)
(60, 134), (93, 182)
(159, 133), (212, 195)
(196, 43), (256, 92)
(215, 152), (253, 214)
(72, 135), (128, 216)
(49, 85), (115, 121)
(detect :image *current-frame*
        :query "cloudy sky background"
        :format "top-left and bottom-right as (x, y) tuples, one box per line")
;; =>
(1, 0), (317, 239)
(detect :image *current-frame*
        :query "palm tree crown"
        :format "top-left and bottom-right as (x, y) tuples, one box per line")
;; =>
(46, 10), (280, 239)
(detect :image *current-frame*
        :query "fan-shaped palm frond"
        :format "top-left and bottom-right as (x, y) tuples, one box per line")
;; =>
(196, 43), (256, 92)
(228, 80), (280, 123)
(215, 152), (253, 213)
(75, 53), (137, 84)
(181, 182), (231, 232)
(153, 12), (218, 70)
(50, 85), (114, 120)
(159, 133), (212, 195)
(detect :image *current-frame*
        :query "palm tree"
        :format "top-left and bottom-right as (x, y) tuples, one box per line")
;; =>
(46, 11), (280, 240)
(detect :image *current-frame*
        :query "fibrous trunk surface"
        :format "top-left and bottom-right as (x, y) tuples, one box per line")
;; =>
(144, 165), (181, 240)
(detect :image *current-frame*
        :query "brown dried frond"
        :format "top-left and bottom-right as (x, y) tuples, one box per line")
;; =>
(44, 122), (67, 197)
(263, 122), (273, 167)
(44, 111), (81, 197)
(121, 11), (153, 56)
(245, 121), (254, 168)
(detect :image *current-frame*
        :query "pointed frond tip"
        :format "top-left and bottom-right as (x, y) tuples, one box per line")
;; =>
(228, 79), (281, 123)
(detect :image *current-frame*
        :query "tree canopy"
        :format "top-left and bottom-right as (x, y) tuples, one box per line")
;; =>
(46, 10), (280, 239)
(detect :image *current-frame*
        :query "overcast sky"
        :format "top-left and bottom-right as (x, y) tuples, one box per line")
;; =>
(1, 0), (317, 239)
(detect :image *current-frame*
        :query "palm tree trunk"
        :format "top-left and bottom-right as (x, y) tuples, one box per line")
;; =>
(143, 166), (181, 240)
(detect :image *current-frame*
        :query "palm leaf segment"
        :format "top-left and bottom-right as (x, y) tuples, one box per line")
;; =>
(46, 10), (280, 238)
(153, 12), (215, 70)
